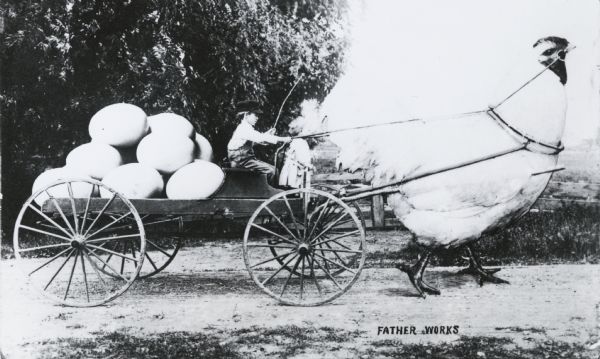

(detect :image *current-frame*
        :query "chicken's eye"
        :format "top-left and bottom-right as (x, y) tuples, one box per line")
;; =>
(542, 49), (555, 56)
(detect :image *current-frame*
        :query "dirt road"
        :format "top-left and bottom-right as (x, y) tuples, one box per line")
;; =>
(1, 233), (599, 358)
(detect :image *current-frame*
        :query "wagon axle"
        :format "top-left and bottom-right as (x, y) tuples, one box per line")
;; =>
(70, 235), (85, 249)
(297, 242), (311, 256)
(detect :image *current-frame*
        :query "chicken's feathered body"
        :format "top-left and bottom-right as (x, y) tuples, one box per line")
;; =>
(331, 67), (566, 250)
(379, 67), (566, 248)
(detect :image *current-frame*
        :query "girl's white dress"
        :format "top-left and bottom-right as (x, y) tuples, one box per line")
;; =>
(279, 139), (312, 188)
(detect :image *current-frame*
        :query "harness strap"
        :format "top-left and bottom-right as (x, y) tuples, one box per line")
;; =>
(487, 107), (564, 155)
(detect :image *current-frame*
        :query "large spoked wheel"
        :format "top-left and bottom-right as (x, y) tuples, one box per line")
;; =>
(13, 178), (146, 307)
(98, 215), (183, 279)
(243, 188), (366, 306)
(267, 184), (365, 277)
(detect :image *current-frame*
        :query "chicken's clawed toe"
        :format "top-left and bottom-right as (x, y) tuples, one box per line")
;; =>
(419, 280), (441, 295)
(458, 245), (509, 286)
(456, 264), (501, 276)
(477, 271), (509, 286)
(397, 251), (441, 298)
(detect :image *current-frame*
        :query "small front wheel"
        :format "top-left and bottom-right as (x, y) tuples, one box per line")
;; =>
(243, 188), (366, 306)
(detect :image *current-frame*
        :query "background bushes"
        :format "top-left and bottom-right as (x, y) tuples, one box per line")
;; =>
(0, 0), (349, 235)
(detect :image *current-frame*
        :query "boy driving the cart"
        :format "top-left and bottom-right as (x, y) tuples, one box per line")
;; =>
(227, 100), (291, 182)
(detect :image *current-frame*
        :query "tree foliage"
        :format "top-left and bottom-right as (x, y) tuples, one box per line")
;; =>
(0, 0), (349, 234)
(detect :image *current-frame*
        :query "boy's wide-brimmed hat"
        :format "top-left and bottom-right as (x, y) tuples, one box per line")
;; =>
(236, 100), (263, 114)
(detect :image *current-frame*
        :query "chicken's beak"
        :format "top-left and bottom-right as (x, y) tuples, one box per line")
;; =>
(557, 45), (576, 61)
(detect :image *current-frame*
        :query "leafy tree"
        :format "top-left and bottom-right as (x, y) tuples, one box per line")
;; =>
(0, 0), (348, 236)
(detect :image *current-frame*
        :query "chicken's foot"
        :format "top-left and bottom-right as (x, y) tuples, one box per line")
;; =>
(457, 245), (509, 285)
(397, 251), (441, 297)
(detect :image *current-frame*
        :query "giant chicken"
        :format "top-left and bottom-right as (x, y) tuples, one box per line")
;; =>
(326, 36), (572, 296)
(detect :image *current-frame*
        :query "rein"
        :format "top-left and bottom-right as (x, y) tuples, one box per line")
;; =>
(292, 48), (573, 156)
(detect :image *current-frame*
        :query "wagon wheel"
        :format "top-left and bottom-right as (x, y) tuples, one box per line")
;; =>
(13, 178), (145, 307)
(244, 188), (366, 306)
(96, 215), (183, 279)
(267, 184), (365, 277)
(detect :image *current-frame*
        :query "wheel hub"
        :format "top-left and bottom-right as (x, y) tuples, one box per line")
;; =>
(298, 242), (310, 256)
(70, 235), (84, 249)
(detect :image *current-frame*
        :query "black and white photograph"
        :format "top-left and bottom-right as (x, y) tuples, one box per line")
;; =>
(1, 0), (599, 358)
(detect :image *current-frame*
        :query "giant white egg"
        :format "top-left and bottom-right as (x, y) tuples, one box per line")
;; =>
(65, 142), (122, 180)
(193, 132), (214, 162)
(166, 160), (225, 199)
(148, 113), (194, 138)
(100, 163), (163, 199)
(136, 133), (195, 174)
(32, 167), (97, 206)
(89, 103), (148, 147)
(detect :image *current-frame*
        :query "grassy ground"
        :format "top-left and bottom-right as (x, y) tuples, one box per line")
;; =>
(27, 326), (594, 359)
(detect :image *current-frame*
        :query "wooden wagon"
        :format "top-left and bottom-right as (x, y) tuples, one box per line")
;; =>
(13, 168), (367, 307)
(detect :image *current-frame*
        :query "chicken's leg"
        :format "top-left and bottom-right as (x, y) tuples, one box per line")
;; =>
(457, 245), (509, 285)
(397, 251), (441, 297)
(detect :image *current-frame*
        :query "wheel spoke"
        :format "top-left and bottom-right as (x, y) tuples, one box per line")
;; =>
(27, 205), (74, 239)
(250, 224), (297, 246)
(87, 248), (130, 282)
(130, 240), (137, 260)
(63, 250), (79, 300)
(29, 247), (73, 276)
(306, 199), (331, 240)
(319, 203), (342, 225)
(86, 244), (139, 263)
(261, 253), (298, 286)
(313, 247), (362, 254)
(307, 255), (322, 295)
(82, 193), (116, 237)
(312, 230), (360, 247)
(19, 225), (72, 242)
(81, 248), (108, 289)
(79, 251), (90, 302)
(120, 241), (127, 275)
(303, 192), (309, 239)
(85, 211), (133, 240)
(85, 233), (141, 244)
(246, 244), (296, 249)
(18, 242), (71, 253)
(79, 185), (97, 236)
(313, 252), (356, 274)
(263, 205), (299, 241)
(322, 241), (354, 269)
(310, 212), (349, 245)
(45, 191), (76, 236)
(146, 238), (174, 258)
(145, 252), (159, 271)
(300, 256), (305, 300)
(249, 249), (296, 269)
(282, 195), (302, 238)
(101, 253), (114, 272)
(280, 255), (302, 296)
(43, 249), (75, 291)
(310, 204), (340, 237)
(66, 183), (80, 234)
(312, 255), (343, 289)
